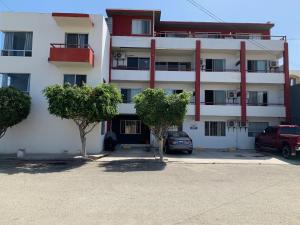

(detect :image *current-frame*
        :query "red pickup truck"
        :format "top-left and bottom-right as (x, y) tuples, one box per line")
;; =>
(255, 125), (300, 159)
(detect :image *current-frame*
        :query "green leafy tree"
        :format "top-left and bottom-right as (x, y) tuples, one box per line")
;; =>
(134, 88), (191, 161)
(0, 87), (31, 139)
(43, 84), (122, 157)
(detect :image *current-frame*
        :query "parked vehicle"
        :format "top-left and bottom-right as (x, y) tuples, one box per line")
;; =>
(255, 125), (300, 159)
(164, 131), (193, 154)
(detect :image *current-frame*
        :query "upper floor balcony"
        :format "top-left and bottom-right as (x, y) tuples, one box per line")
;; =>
(112, 34), (286, 52)
(48, 43), (94, 67)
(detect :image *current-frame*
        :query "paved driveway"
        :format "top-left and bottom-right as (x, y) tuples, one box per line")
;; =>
(0, 159), (300, 225)
(101, 147), (300, 165)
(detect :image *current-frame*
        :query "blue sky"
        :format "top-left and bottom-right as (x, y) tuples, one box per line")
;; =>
(1, 0), (299, 70)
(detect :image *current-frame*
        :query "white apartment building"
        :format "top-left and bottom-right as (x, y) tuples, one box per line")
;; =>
(107, 9), (290, 149)
(0, 12), (110, 154)
(0, 9), (290, 154)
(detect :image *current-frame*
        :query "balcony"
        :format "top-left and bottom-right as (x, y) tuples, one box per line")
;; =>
(112, 34), (285, 52)
(52, 13), (93, 27)
(111, 67), (149, 81)
(247, 104), (285, 117)
(246, 72), (285, 84)
(201, 104), (241, 117)
(48, 44), (94, 67)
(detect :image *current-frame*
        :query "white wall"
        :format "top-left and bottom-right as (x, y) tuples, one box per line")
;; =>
(0, 13), (109, 154)
(182, 116), (282, 150)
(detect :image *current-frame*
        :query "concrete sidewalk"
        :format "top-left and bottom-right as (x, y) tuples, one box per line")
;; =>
(100, 147), (300, 165)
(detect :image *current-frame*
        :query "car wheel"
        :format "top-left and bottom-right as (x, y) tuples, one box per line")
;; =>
(282, 145), (292, 159)
(187, 150), (193, 154)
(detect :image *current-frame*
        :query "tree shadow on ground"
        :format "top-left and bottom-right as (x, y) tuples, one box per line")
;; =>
(99, 159), (166, 172)
(0, 159), (87, 175)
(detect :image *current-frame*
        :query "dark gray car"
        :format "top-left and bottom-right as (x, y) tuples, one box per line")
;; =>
(164, 131), (193, 154)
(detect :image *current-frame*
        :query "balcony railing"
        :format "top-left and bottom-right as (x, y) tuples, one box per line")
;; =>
(155, 31), (286, 40)
(112, 66), (149, 71)
(49, 43), (94, 67)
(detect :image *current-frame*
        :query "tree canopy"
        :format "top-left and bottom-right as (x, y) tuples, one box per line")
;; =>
(0, 87), (31, 139)
(134, 88), (191, 160)
(43, 84), (122, 156)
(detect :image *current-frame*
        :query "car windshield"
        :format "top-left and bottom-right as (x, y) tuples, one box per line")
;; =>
(280, 127), (300, 135)
(168, 131), (188, 137)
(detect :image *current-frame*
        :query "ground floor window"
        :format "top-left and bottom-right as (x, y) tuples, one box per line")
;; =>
(120, 120), (141, 134)
(205, 121), (226, 136)
(63, 74), (87, 87)
(248, 122), (269, 137)
(0, 73), (30, 94)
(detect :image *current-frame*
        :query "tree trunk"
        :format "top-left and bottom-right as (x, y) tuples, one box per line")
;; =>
(78, 126), (87, 158)
(158, 138), (164, 161)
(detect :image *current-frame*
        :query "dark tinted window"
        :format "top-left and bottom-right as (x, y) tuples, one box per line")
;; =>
(280, 127), (300, 135)
(168, 131), (188, 137)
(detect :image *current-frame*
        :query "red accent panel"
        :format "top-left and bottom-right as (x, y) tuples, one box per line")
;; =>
(52, 12), (90, 18)
(109, 37), (112, 83)
(240, 41), (247, 125)
(284, 42), (291, 123)
(195, 40), (201, 121)
(112, 15), (154, 36)
(49, 47), (94, 66)
(150, 39), (156, 88)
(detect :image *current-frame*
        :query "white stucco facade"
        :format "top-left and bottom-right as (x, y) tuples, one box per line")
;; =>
(0, 12), (110, 154)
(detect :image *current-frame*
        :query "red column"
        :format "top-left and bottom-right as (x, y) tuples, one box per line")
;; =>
(195, 40), (201, 121)
(106, 121), (112, 132)
(284, 42), (291, 123)
(150, 39), (156, 88)
(109, 37), (112, 83)
(240, 41), (247, 126)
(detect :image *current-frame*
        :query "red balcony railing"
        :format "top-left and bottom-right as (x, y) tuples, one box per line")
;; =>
(49, 43), (94, 67)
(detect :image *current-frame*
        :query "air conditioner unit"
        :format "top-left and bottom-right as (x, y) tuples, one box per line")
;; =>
(227, 120), (236, 128)
(113, 52), (126, 60)
(269, 61), (278, 67)
(227, 90), (237, 99)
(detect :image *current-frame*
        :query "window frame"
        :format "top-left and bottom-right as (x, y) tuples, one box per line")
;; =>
(120, 120), (142, 134)
(131, 19), (152, 35)
(0, 73), (30, 94)
(65, 33), (89, 48)
(63, 74), (87, 87)
(1, 31), (33, 57)
(205, 121), (226, 137)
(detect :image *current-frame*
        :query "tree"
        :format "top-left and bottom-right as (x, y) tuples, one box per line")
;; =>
(134, 88), (191, 161)
(43, 84), (122, 157)
(0, 87), (31, 139)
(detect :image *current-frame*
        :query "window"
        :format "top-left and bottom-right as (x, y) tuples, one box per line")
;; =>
(248, 122), (269, 137)
(1, 32), (33, 57)
(65, 33), (88, 48)
(155, 62), (191, 71)
(121, 88), (142, 103)
(195, 32), (221, 39)
(205, 121), (226, 136)
(120, 120), (141, 134)
(247, 60), (268, 72)
(0, 73), (30, 93)
(127, 57), (150, 70)
(205, 90), (226, 105)
(63, 74), (87, 86)
(165, 89), (183, 96)
(205, 59), (225, 72)
(132, 19), (151, 35)
(236, 33), (262, 40)
(247, 91), (268, 106)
